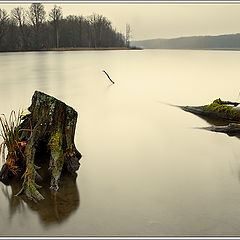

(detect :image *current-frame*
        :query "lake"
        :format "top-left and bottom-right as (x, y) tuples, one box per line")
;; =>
(1, 49), (240, 236)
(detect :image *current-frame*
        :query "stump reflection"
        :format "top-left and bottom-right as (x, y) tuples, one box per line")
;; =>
(1, 164), (80, 225)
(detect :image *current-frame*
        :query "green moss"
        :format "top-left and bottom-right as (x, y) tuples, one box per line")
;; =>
(21, 159), (44, 201)
(49, 130), (62, 149)
(24, 181), (41, 198)
(48, 130), (64, 177)
(204, 98), (240, 119)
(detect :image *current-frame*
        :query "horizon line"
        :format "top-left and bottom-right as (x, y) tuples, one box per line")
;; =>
(133, 32), (240, 42)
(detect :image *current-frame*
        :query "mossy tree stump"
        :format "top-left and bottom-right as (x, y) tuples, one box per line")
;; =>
(0, 91), (82, 201)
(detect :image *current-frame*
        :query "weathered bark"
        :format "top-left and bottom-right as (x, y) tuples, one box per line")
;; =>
(0, 91), (82, 201)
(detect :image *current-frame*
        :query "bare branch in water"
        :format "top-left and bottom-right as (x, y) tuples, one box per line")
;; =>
(103, 70), (114, 84)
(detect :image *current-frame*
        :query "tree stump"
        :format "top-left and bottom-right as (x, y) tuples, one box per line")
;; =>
(0, 91), (82, 201)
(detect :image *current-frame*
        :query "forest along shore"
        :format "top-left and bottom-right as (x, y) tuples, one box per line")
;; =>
(0, 4), (136, 53)
(0, 47), (142, 53)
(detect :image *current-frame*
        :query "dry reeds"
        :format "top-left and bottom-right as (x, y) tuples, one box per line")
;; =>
(0, 110), (27, 175)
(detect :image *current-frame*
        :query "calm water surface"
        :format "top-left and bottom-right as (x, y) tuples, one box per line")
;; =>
(1, 49), (240, 236)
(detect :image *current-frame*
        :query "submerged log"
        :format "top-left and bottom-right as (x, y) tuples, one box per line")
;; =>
(0, 91), (82, 201)
(203, 123), (240, 136)
(180, 98), (240, 122)
(179, 98), (240, 136)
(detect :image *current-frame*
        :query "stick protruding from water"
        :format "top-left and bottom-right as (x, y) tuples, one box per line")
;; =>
(103, 70), (114, 84)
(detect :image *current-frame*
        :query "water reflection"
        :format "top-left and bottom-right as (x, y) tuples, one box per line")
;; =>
(196, 115), (235, 127)
(179, 107), (240, 183)
(192, 115), (240, 138)
(104, 83), (114, 93)
(33, 52), (50, 92)
(1, 174), (80, 226)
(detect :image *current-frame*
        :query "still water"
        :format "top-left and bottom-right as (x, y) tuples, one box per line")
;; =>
(1, 49), (240, 236)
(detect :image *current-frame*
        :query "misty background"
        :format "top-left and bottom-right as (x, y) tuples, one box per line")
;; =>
(2, 3), (240, 41)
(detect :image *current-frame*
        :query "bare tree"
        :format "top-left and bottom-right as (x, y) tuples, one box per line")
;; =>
(11, 7), (29, 49)
(11, 7), (26, 27)
(28, 3), (46, 49)
(88, 13), (111, 47)
(77, 16), (84, 47)
(28, 3), (46, 28)
(0, 8), (9, 48)
(88, 14), (97, 48)
(125, 23), (131, 47)
(49, 5), (63, 48)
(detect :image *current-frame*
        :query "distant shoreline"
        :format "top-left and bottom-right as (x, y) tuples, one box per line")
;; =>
(2, 47), (240, 53)
(0, 47), (142, 53)
(195, 48), (240, 51)
(140, 48), (240, 51)
(132, 33), (240, 51)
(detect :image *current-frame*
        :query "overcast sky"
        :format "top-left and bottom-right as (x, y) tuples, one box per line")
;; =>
(2, 3), (240, 40)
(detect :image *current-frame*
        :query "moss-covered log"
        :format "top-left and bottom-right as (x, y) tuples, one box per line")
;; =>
(180, 98), (240, 122)
(0, 91), (82, 201)
(178, 98), (240, 137)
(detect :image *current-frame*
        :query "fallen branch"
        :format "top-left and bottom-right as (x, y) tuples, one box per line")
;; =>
(103, 70), (114, 84)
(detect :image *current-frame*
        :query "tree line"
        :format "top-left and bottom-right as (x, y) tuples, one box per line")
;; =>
(0, 3), (127, 51)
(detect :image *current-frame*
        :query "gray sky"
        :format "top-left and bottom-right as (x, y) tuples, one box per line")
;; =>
(2, 3), (240, 40)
